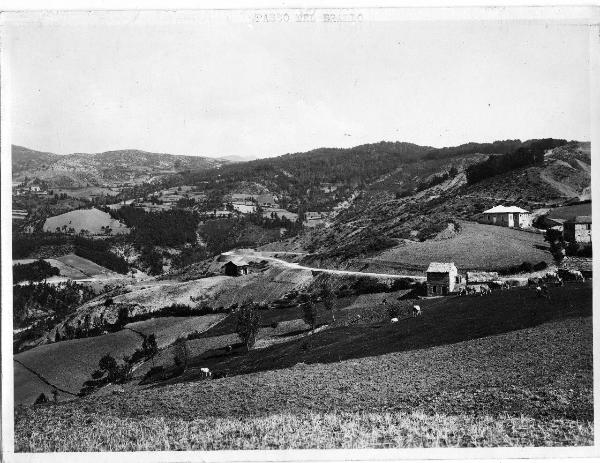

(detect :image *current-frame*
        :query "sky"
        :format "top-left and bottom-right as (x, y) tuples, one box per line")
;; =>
(3, 11), (592, 159)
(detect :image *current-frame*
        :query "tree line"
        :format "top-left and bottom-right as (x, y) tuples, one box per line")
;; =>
(466, 138), (567, 185)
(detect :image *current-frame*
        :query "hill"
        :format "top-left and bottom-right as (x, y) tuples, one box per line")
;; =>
(297, 141), (589, 260)
(14, 282), (593, 450)
(12, 145), (226, 188)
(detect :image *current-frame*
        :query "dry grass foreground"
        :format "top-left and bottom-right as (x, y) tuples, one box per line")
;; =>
(15, 316), (593, 450)
(17, 410), (592, 451)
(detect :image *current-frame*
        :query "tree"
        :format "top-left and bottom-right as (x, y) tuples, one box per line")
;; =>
(116, 306), (129, 328)
(235, 304), (261, 351)
(98, 353), (119, 382)
(142, 333), (159, 366)
(320, 283), (336, 322)
(301, 301), (318, 331)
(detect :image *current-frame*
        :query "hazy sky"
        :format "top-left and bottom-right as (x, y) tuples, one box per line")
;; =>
(4, 12), (591, 158)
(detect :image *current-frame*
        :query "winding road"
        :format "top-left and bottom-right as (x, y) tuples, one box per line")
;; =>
(223, 250), (426, 281)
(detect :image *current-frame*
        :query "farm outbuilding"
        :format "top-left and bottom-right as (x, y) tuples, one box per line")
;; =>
(223, 258), (250, 277)
(480, 205), (532, 229)
(426, 262), (461, 296)
(563, 216), (591, 244)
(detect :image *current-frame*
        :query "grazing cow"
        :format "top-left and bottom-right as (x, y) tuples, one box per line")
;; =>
(535, 286), (548, 298)
(412, 305), (421, 317)
(390, 317), (399, 323)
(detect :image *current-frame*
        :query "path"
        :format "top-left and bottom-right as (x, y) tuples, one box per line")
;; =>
(223, 250), (426, 280)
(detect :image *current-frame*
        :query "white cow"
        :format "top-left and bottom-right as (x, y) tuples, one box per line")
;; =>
(200, 367), (212, 378)
(412, 305), (422, 317)
(390, 317), (399, 323)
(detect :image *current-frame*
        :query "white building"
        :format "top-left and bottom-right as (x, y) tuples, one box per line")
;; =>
(480, 205), (532, 229)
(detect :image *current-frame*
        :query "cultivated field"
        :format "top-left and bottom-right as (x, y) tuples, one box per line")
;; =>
(372, 221), (549, 271)
(15, 315), (593, 450)
(43, 208), (129, 235)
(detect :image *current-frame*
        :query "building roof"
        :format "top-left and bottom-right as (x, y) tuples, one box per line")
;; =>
(426, 262), (457, 273)
(565, 215), (592, 224)
(482, 205), (530, 214)
(466, 271), (499, 283)
(223, 258), (249, 267)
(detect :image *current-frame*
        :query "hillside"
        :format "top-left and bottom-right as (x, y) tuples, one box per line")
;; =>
(15, 282), (593, 450)
(12, 145), (226, 188)
(299, 141), (590, 260)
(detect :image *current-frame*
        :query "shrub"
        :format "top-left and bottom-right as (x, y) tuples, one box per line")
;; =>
(34, 393), (49, 405)
(351, 277), (389, 295)
(532, 261), (548, 271)
(519, 261), (533, 273)
(390, 278), (413, 291)
(270, 321), (279, 329)
(173, 338), (188, 371)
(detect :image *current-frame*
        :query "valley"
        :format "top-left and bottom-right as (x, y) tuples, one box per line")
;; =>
(11, 137), (593, 450)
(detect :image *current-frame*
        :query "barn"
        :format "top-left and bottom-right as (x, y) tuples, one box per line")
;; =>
(426, 262), (461, 296)
(480, 205), (532, 229)
(223, 258), (250, 277)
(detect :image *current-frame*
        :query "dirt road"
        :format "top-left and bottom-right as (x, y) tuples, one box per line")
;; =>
(223, 250), (426, 280)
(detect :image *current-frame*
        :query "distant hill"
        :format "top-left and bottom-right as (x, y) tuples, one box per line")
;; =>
(12, 145), (226, 188)
(291, 141), (590, 260)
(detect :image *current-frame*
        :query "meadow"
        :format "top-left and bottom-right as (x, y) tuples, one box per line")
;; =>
(373, 221), (549, 270)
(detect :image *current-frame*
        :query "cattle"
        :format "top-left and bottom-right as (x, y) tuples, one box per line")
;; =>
(412, 305), (421, 317)
(390, 317), (399, 323)
(200, 367), (212, 379)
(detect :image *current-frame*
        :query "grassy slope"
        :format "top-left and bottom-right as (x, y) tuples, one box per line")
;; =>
(125, 315), (226, 349)
(371, 221), (549, 270)
(176, 282), (591, 381)
(15, 315), (593, 450)
(15, 314), (224, 404)
(14, 330), (143, 401)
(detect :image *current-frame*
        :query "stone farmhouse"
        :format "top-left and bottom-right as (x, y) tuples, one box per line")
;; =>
(563, 216), (592, 243)
(426, 262), (462, 296)
(480, 205), (532, 229)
